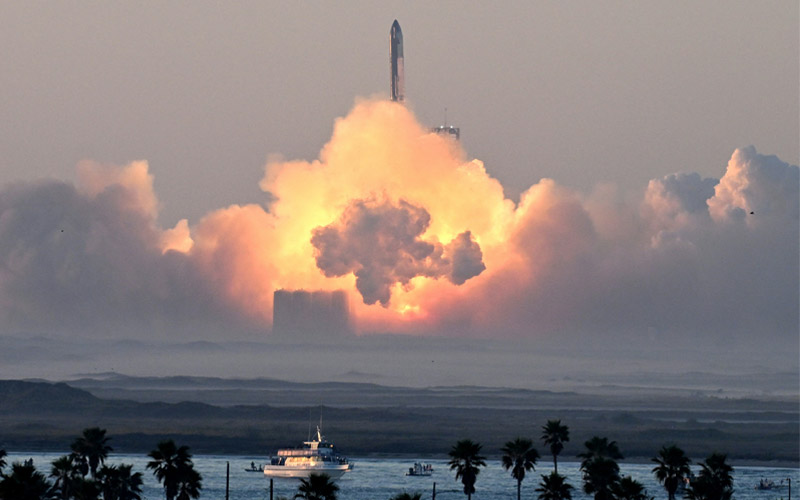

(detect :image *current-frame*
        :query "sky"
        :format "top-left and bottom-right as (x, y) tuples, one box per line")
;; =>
(0, 2), (797, 362)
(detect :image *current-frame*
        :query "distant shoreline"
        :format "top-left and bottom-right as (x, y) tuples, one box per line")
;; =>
(1, 378), (797, 466)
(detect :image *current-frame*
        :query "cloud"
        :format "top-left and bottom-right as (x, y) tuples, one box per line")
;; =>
(0, 162), (256, 338)
(0, 100), (796, 346)
(708, 145), (799, 224)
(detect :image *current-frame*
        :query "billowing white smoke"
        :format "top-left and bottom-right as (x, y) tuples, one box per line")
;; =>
(0, 161), (256, 338)
(0, 100), (795, 346)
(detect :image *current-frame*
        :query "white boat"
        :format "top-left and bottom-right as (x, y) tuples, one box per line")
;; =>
(263, 426), (353, 480)
(405, 462), (434, 476)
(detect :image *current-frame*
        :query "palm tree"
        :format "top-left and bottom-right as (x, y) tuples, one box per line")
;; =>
(0, 449), (6, 476)
(147, 440), (201, 500)
(578, 436), (624, 500)
(614, 476), (651, 500)
(70, 477), (101, 500)
(50, 455), (81, 500)
(71, 427), (113, 480)
(581, 456), (620, 500)
(448, 439), (486, 500)
(685, 453), (733, 500)
(175, 466), (202, 500)
(536, 471), (573, 500)
(390, 493), (423, 500)
(294, 473), (339, 500)
(148, 440), (181, 500)
(577, 437), (624, 467)
(0, 461), (52, 500)
(501, 437), (540, 500)
(651, 445), (691, 500)
(541, 420), (570, 474)
(97, 464), (143, 500)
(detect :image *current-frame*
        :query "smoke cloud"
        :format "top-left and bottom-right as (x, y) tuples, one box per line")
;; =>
(311, 197), (484, 305)
(0, 100), (796, 344)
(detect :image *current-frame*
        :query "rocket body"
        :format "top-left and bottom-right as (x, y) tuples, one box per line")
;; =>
(390, 20), (405, 103)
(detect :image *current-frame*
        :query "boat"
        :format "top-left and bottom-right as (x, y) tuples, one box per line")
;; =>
(263, 426), (353, 480)
(244, 462), (263, 473)
(755, 478), (788, 491)
(405, 462), (434, 476)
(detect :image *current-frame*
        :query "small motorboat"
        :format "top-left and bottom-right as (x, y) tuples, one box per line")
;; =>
(406, 462), (434, 476)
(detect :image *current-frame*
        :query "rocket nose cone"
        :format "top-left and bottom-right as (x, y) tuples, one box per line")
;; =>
(391, 20), (401, 33)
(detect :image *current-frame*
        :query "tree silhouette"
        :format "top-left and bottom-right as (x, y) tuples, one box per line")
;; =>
(541, 420), (570, 474)
(0, 450), (6, 476)
(147, 440), (202, 500)
(390, 492), (423, 500)
(448, 439), (486, 500)
(536, 471), (574, 500)
(174, 466), (201, 500)
(0, 461), (52, 500)
(578, 437), (623, 467)
(651, 445), (691, 500)
(71, 427), (113, 480)
(50, 455), (81, 500)
(685, 453), (734, 500)
(578, 436), (624, 500)
(70, 477), (101, 500)
(614, 476), (651, 500)
(581, 456), (620, 500)
(501, 437), (539, 500)
(98, 464), (143, 500)
(294, 473), (339, 500)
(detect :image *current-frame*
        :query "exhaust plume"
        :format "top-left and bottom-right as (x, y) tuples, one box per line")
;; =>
(0, 100), (796, 344)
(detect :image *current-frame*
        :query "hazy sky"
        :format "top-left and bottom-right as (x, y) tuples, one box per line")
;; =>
(0, 2), (797, 351)
(1, 2), (796, 223)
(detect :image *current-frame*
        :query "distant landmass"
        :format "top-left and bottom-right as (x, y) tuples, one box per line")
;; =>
(0, 377), (796, 465)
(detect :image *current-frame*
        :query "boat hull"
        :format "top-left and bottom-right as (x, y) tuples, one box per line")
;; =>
(263, 464), (351, 480)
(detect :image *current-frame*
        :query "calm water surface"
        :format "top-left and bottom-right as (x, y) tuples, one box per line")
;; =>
(6, 453), (798, 500)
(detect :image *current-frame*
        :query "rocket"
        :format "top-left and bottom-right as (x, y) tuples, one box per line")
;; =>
(390, 20), (405, 103)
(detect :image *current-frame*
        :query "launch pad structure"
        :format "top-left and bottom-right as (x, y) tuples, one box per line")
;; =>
(390, 19), (459, 140)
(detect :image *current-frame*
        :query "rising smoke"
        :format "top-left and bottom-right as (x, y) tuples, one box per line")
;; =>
(311, 197), (484, 305)
(0, 100), (796, 343)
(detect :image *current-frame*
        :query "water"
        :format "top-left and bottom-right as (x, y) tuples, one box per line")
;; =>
(5, 452), (797, 500)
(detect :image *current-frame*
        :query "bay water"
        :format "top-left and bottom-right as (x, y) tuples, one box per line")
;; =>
(5, 452), (797, 500)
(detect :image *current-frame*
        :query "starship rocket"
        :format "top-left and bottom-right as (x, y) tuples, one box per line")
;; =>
(390, 20), (405, 103)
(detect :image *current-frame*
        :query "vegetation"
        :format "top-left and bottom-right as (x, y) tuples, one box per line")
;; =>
(651, 445), (691, 500)
(448, 439), (487, 500)
(0, 462), (52, 500)
(613, 476), (651, 500)
(390, 492), (422, 500)
(293, 473), (339, 500)
(501, 437), (540, 500)
(685, 453), (734, 500)
(0, 380), (796, 462)
(71, 427), (113, 480)
(0, 421), (751, 500)
(541, 420), (570, 474)
(97, 464), (143, 500)
(536, 471), (574, 500)
(50, 455), (81, 500)
(578, 436), (624, 500)
(147, 440), (202, 500)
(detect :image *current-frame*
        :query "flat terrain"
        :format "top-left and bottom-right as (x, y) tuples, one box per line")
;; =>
(0, 376), (796, 465)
